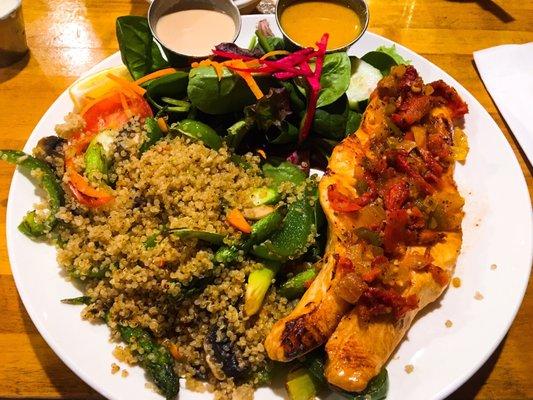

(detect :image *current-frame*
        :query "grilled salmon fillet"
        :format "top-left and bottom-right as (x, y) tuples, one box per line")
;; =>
(266, 64), (468, 391)
(265, 109), (377, 362)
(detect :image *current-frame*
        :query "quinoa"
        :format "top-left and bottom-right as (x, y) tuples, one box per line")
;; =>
(50, 117), (294, 398)
(54, 111), (85, 138)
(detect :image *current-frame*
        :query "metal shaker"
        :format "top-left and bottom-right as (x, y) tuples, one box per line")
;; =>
(0, 0), (28, 67)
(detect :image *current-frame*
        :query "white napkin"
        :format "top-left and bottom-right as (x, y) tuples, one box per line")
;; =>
(473, 42), (533, 162)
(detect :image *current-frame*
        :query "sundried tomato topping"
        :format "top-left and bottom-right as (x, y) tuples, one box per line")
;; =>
(361, 267), (382, 283)
(391, 94), (432, 129)
(334, 254), (354, 275)
(387, 150), (434, 195)
(383, 179), (410, 211)
(383, 209), (416, 254)
(430, 80), (468, 118)
(327, 184), (361, 212)
(418, 148), (444, 177)
(357, 287), (418, 321)
(427, 264), (450, 286)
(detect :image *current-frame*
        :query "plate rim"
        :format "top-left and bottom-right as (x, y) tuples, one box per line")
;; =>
(6, 14), (533, 400)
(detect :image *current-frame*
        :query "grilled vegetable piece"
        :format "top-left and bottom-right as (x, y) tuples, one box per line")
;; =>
(251, 183), (317, 262)
(0, 150), (64, 237)
(244, 260), (281, 316)
(84, 129), (116, 183)
(214, 209), (284, 264)
(60, 296), (91, 305)
(171, 119), (222, 150)
(278, 268), (318, 300)
(251, 187), (278, 206)
(263, 162), (307, 192)
(285, 367), (318, 400)
(139, 117), (165, 154)
(117, 324), (179, 399)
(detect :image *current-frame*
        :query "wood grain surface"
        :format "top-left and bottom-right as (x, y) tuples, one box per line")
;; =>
(0, 0), (531, 399)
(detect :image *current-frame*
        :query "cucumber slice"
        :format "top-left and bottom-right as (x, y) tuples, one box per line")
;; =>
(346, 57), (383, 111)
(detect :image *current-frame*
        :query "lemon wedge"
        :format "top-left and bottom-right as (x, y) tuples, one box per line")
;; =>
(69, 65), (132, 111)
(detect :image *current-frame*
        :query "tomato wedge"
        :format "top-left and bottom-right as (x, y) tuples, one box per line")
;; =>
(327, 184), (361, 212)
(82, 90), (152, 133)
(64, 89), (152, 208)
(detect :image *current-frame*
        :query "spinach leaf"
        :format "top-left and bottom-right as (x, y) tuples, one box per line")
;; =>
(116, 16), (168, 80)
(361, 51), (397, 76)
(143, 71), (189, 98)
(281, 81), (306, 113)
(346, 110), (363, 134)
(187, 66), (258, 114)
(316, 52), (351, 108)
(313, 95), (349, 140)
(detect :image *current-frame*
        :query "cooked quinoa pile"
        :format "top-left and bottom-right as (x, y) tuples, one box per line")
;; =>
(47, 117), (294, 399)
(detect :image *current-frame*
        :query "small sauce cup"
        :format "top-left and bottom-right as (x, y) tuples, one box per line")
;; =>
(148, 0), (242, 66)
(275, 0), (369, 53)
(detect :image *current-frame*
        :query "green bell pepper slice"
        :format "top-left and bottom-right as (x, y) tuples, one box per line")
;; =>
(0, 150), (64, 237)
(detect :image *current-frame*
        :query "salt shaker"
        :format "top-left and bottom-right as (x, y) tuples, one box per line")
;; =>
(0, 0), (28, 67)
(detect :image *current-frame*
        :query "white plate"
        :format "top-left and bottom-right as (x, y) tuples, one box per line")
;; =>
(6, 14), (532, 400)
(234, 0), (261, 13)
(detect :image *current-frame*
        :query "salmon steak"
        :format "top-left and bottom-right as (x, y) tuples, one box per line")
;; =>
(265, 64), (469, 392)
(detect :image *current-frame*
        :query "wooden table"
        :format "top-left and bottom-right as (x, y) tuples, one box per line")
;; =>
(0, 0), (531, 398)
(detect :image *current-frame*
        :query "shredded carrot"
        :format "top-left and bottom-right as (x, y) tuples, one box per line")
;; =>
(193, 59), (225, 80)
(80, 91), (111, 116)
(119, 92), (133, 119)
(224, 60), (264, 100)
(68, 182), (113, 207)
(260, 50), (290, 60)
(227, 208), (252, 233)
(134, 68), (177, 85)
(257, 149), (266, 159)
(106, 73), (146, 96)
(65, 158), (113, 199)
(80, 87), (138, 116)
(67, 167), (113, 198)
(245, 59), (262, 68)
(239, 71), (264, 99)
(211, 62), (224, 80)
(157, 117), (168, 133)
(168, 343), (180, 360)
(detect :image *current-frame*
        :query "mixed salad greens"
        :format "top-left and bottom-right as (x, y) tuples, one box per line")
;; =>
(0, 15), (413, 400)
(116, 16), (408, 171)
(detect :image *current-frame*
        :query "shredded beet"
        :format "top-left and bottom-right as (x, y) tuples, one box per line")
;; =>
(298, 34), (328, 142)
